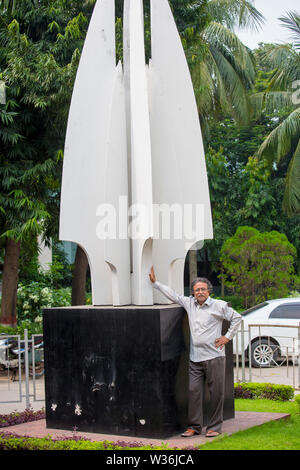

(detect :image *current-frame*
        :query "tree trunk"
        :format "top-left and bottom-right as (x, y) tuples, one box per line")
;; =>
(220, 266), (225, 297)
(189, 249), (198, 286)
(72, 245), (89, 306)
(0, 237), (21, 326)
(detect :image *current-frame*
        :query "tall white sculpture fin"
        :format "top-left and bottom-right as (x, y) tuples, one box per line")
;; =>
(60, 0), (214, 306)
(60, 0), (121, 305)
(104, 61), (131, 305)
(149, 0), (213, 303)
(124, 0), (154, 305)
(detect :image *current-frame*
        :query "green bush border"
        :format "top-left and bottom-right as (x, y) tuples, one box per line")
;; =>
(234, 382), (294, 401)
(295, 394), (300, 412)
(0, 432), (177, 450)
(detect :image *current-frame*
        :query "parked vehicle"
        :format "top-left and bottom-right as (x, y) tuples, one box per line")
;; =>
(233, 298), (300, 368)
(0, 336), (19, 372)
(0, 334), (44, 380)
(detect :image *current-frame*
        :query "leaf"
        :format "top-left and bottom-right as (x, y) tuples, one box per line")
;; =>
(279, 11), (300, 51)
(283, 139), (300, 215)
(257, 107), (300, 163)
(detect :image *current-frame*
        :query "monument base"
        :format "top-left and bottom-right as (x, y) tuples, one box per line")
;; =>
(43, 305), (234, 438)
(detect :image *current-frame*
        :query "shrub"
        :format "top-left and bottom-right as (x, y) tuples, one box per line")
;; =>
(295, 394), (300, 413)
(220, 226), (298, 308)
(234, 382), (294, 401)
(0, 433), (179, 450)
(17, 282), (71, 325)
(0, 408), (45, 428)
(215, 295), (244, 312)
(288, 291), (300, 298)
(0, 408), (181, 450)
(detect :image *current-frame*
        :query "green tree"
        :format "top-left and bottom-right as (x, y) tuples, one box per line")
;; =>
(184, 0), (264, 128)
(0, 0), (267, 320)
(117, 1), (264, 128)
(220, 226), (299, 308)
(254, 11), (300, 215)
(0, 0), (92, 324)
(204, 40), (300, 279)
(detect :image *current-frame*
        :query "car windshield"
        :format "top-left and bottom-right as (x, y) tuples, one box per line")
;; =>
(241, 302), (269, 316)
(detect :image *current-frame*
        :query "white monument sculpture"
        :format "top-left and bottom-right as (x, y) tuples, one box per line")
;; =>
(59, 0), (213, 306)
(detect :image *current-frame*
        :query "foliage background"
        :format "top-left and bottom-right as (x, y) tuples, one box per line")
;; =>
(0, 1), (299, 326)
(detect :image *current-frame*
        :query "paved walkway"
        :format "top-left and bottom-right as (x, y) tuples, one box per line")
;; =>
(236, 365), (300, 389)
(0, 374), (44, 414)
(1, 411), (290, 448)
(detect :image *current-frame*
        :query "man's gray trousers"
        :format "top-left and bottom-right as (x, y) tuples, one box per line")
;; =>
(188, 356), (225, 434)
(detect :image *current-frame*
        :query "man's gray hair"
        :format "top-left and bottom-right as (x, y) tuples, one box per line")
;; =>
(190, 277), (213, 294)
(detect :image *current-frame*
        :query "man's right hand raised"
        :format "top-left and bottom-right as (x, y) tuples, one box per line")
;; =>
(149, 266), (156, 283)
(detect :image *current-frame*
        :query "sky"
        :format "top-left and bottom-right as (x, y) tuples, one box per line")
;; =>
(235, 0), (299, 49)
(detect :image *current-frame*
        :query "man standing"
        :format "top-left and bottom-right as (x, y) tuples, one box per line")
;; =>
(149, 266), (242, 438)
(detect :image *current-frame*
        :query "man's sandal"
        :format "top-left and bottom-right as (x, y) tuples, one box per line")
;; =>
(205, 430), (221, 437)
(181, 428), (200, 437)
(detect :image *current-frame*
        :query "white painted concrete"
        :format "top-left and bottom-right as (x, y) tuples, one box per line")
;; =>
(59, 0), (213, 306)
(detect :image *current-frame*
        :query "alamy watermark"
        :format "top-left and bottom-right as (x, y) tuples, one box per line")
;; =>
(96, 196), (206, 250)
(0, 81), (6, 105)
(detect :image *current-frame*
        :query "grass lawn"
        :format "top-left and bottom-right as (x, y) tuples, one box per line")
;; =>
(197, 398), (300, 450)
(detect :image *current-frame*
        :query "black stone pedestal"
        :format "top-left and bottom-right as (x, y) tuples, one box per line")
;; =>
(43, 305), (234, 438)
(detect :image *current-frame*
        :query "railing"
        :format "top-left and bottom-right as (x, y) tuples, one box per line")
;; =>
(0, 329), (44, 408)
(234, 320), (300, 389)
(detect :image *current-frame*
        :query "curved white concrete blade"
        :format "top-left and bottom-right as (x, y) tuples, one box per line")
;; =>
(124, 0), (154, 305)
(60, 0), (117, 305)
(149, 0), (213, 302)
(104, 62), (131, 305)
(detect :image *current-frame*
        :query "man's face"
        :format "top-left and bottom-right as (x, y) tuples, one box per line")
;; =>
(193, 281), (210, 305)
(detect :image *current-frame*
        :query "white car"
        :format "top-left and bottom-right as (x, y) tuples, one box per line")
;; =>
(232, 297), (300, 368)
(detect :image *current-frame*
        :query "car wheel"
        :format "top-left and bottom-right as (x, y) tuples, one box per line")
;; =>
(250, 339), (279, 368)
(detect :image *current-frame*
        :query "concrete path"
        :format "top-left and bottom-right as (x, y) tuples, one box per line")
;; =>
(235, 365), (300, 389)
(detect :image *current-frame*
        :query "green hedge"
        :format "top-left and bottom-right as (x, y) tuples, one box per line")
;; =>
(0, 433), (176, 450)
(214, 295), (244, 312)
(234, 382), (294, 401)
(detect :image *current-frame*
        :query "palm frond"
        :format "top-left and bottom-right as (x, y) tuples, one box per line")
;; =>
(250, 90), (295, 119)
(267, 44), (300, 88)
(208, 45), (252, 123)
(257, 107), (300, 163)
(283, 138), (300, 215)
(206, 0), (265, 31)
(203, 21), (255, 84)
(191, 60), (216, 118)
(279, 11), (300, 51)
(237, 0), (265, 31)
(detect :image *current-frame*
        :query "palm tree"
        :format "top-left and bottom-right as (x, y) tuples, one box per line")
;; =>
(122, 1), (264, 130)
(176, 0), (265, 128)
(255, 11), (300, 215)
(159, 1), (264, 279)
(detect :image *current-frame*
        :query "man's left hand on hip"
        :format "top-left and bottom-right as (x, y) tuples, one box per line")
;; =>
(214, 336), (230, 349)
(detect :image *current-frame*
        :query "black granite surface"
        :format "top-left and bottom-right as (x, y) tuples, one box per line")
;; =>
(43, 306), (234, 438)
